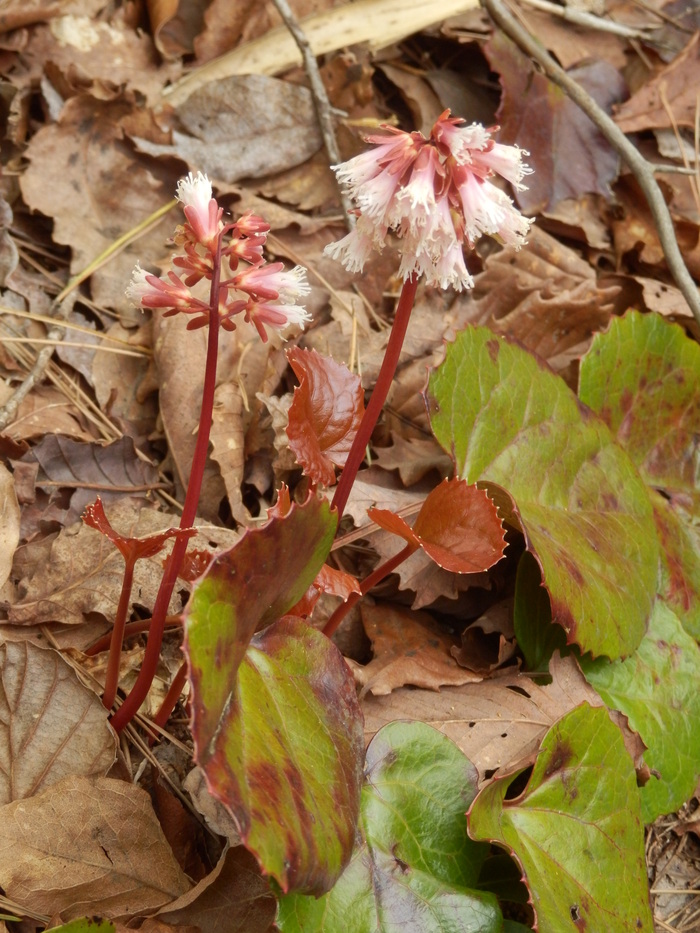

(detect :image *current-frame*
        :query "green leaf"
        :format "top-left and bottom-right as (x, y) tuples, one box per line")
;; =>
(651, 490), (700, 638)
(468, 704), (653, 933)
(185, 497), (365, 895)
(578, 310), (700, 512)
(580, 601), (700, 822)
(513, 550), (567, 672)
(427, 325), (658, 658)
(47, 921), (115, 933)
(278, 721), (502, 933)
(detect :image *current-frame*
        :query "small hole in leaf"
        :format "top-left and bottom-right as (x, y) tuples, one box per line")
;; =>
(504, 767), (532, 800)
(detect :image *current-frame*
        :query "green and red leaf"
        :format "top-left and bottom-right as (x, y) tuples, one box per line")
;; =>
(278, 721), (501, 933)
(578, 310), (700, 511)
(427, 326), (658, 659)
(468, 704), (653, 933)
(184, 496), (364, 895)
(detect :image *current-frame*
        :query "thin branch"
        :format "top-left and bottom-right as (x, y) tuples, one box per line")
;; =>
(517, 0), (660, 40)
(269, 0), (355, 232)
(481, 0), (700, 327)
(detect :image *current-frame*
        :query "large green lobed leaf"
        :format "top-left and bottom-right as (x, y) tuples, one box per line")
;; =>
(581, 601), (700, 823)
(278, 721), (502, 933)
(184, 497), (365, 895)
(579, 311), (700, 635)
(578, 310), (700, 510)
(469, 704), (653, 933)
(427, 326), (658, 658)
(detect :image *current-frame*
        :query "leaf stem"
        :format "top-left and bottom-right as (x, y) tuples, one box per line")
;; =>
(331, 274), (419, 519)
(102, 557), (136, 710)
(323, 542), (416, 638)
(110, 237), (223, 733)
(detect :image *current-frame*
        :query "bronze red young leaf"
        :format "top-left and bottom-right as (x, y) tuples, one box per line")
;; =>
(286, 347), (365, 486)
(369, 479), (506, 574)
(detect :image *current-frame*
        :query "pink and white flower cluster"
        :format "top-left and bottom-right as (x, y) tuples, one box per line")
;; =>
(325, 111), (533, 290)
(127, 172), (311, 342)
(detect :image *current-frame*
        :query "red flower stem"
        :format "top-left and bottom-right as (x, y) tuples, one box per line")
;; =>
(85, 616), (182, 657)
(331, 274), (419, 520)
(151, 660), (188, 735)
(323, 542), (416, 639)
(102, 557), (136, 710)
(110, 237), (223, 734)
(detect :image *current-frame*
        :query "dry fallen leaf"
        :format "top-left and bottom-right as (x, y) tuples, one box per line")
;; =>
(136, 74), (323, 183)
(362, 653), (607, 781)
(350, 602), (482, 695)
(0, 463), (20, 589)
(156, 845), (276, 933)
(0, 640), (116, 805)
(0, 775), (191, 919)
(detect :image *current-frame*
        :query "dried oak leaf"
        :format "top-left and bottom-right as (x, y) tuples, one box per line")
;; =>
(615, 32), (700, 132)
(350, 602), (482, 696)
(363, 653), (611, 781)
(19, 93), (181, 315)
(156, 845), (276, 933)
(0, 775), (191, 920)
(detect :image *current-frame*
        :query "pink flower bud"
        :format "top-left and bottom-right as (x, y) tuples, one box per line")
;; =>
(176, 172), (222, 250)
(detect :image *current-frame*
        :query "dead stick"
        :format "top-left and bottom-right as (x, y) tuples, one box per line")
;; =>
(269, 0), (355, 231)
(481, 0), (700, 327)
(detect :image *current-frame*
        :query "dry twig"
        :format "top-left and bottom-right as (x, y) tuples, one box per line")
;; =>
(269, 0), (355, 231)
(481, 0), (700, 327)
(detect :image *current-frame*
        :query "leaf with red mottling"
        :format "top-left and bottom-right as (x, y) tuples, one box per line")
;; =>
(468, 704), (653, 932)
(286, 348), (365, 486)
(184, 496), (364, 895)
(369, 479), (506, 573)
(651, 490), (700, 638)
(427, 326), (658, 659)
(578, 310), (700, 512)
(278, 722), (502, 933)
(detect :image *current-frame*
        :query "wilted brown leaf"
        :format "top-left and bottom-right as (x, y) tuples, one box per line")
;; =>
(350, 602), (482, 695)
(0, 640), (115, 804)
(0, 463), (19, 588)
(8, 498), (239, 625)
(156, 845), (276, 933)
(0, 775), (191, 919)
(362, 653), (607, 780)
(19, 93), (181, 315)
(614, 32), (700, 133)
(135, 75), (323, 183)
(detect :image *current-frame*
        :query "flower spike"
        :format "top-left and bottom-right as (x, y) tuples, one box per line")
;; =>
(325, 110), (533, 290)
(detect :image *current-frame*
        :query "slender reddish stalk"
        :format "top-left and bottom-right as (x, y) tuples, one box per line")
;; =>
(86, 616), (182, 657)
(323, 542), (416, 639)
(151, 660), (188, 734)
(102, 557), (136, 709)
(332, 275), (419, 519)
(110, 239), (223, 733)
